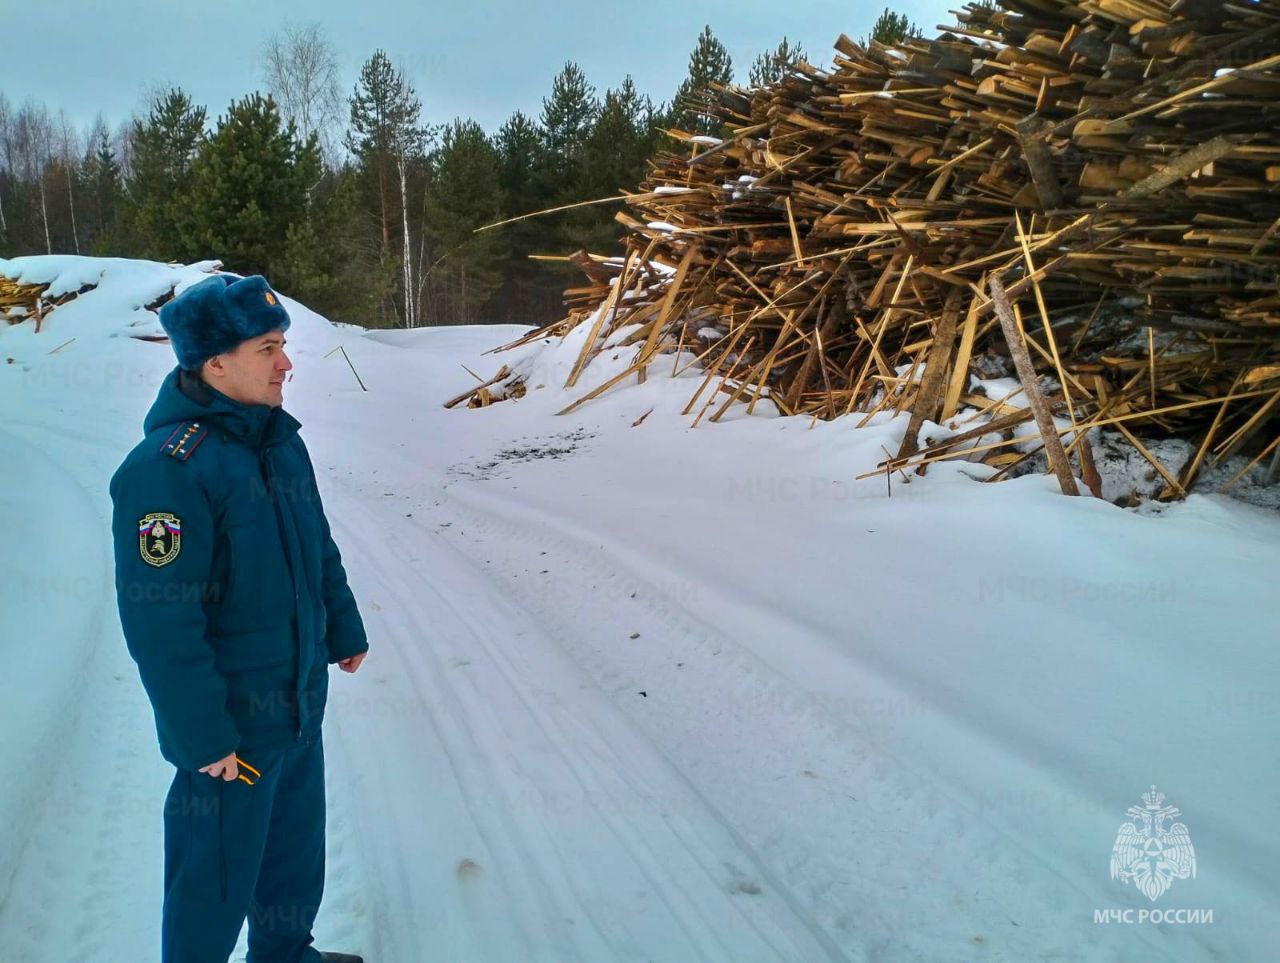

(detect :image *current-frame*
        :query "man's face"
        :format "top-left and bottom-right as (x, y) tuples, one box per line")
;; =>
(202, 330), (292, 407)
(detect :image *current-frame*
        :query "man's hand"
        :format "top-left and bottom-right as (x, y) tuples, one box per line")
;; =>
(338, 652), (367, 674)
(199, 752), (239, 781)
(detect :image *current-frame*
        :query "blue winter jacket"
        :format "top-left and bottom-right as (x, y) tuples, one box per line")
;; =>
(110, 367), (367, 771)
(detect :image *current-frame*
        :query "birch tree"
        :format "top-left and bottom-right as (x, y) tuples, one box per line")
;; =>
(15, 102), (54, 253)
(56, 109), (81, 253)
(0, 93), (12, 241)
(260, 22), (344, 165)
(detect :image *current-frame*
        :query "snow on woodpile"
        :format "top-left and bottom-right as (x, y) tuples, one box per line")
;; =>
(0, 255), (222, 352)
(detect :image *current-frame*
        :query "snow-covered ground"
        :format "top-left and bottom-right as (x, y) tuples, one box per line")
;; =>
(1, 256), (1277, 962)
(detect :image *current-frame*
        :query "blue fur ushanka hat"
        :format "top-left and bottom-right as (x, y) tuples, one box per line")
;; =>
(158, 274), (291, 371)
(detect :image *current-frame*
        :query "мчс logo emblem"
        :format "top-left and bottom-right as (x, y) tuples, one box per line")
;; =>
(138, 512), (182, 567)
(1110, 785), (1197, 902)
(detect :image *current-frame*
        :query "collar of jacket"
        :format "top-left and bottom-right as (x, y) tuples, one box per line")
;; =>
(142, 365), (301, 452)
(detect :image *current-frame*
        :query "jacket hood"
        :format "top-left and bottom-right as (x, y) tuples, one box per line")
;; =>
(143, 366), (300, 451)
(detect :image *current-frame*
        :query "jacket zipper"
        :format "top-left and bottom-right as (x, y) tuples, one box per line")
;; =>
(260, 447), (304, 740)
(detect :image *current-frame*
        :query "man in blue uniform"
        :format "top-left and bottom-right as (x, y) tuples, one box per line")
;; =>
(110, 273), (368, 963)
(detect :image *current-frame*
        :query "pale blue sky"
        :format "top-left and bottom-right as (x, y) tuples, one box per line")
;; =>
(11, 1), (954, 134)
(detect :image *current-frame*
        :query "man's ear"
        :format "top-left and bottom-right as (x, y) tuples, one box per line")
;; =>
(202, 355), (226, 381)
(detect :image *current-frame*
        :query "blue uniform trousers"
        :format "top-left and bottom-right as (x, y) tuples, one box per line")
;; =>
(161, 735), (326, 963)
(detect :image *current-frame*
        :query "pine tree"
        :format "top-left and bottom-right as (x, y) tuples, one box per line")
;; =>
(421, 119), (504, 325)
(538, 62), (598, 196)
(639, 92), (664, 157)
(672, 26), (733, 136)
(521, 62), (601, 322)
(346, 50), (424, 323)
(866, 8), (921, 46)
(571, 76), (653, 253)
(278, 165), (367, 319)
(496, 110), (542, 201)
(80, 119), (123, 253)
(749, 37), (806, 88)
(492, 109), (560, 322)
(582, 77), (648, 197)
(346, 51), (420, 255)
(125, 88), (206, 260)
(179, 93), (320, 277)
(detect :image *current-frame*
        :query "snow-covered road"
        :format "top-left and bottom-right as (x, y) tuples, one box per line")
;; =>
(2, 260), (1277, 962)
(324, 480), (844, 962)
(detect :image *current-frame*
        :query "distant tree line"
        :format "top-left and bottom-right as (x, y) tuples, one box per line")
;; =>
(0, 12), (920, 328)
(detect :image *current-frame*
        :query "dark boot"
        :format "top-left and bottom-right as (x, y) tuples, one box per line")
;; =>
(319, 954), (364, 963)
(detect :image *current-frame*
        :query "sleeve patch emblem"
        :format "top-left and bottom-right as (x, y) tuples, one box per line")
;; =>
(138, 512), (182, 567)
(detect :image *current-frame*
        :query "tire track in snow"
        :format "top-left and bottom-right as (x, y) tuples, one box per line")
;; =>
(417, 480), (1176, 963)
(401, 539), (840, 963)
(331, 510), (624, 961)
(424, 489), (870, 943)
(324, 484), (845, 962)
(421, 484), (901, 950)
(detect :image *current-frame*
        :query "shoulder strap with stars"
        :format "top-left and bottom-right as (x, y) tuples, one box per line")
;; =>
(159, 421), (208, 462)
